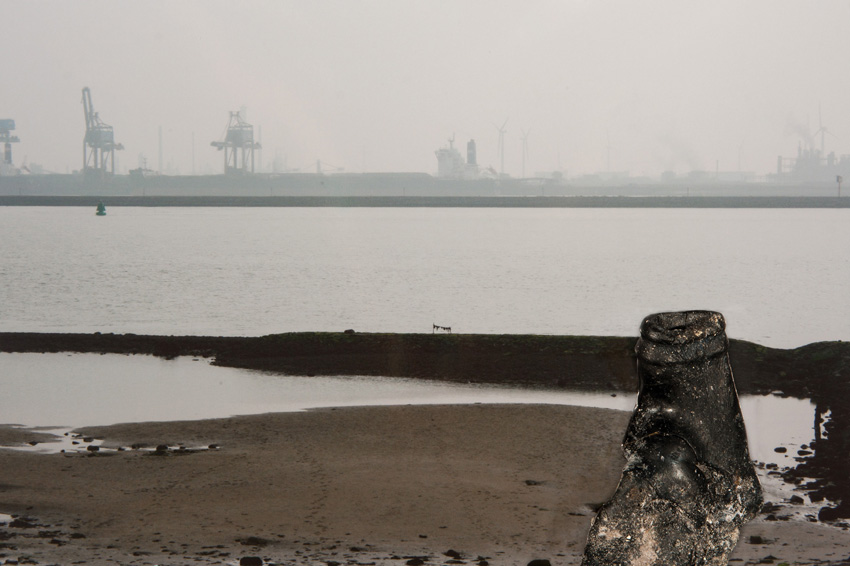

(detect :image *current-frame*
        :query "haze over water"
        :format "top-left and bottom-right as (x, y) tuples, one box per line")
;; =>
(4, 2), (850, 178)
(1, 206), (847, 349)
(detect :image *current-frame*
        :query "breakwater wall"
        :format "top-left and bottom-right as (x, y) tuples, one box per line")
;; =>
(1, 195), (850, 208)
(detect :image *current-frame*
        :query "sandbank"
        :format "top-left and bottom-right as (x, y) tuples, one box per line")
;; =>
(1, 404), (848, 565)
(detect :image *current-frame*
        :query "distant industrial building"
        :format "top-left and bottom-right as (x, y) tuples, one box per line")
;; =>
(776, 143), (850, 183)
(0, 119), (19, 176)
(435, 136), (480, 179)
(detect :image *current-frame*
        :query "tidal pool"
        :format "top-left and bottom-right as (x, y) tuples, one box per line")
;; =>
(0, 352), (815, 467)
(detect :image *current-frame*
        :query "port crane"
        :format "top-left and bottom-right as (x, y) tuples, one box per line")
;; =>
(82, 87), (123, 175)
(0, 119), (20, 167)
(211, 111), (261, 174)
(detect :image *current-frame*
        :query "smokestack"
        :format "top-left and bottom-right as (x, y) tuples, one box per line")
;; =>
(158, 126), (163, 173)
(467, 139), (477, 165)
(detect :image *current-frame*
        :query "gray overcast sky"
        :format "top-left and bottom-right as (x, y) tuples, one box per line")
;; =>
(4, 0), (850, 177)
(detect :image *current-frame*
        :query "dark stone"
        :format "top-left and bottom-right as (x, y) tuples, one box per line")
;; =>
(238, 536), (269, 547)
(748, 535), (765, 544)
(405, 558), (425, 566)
(444, 549), (462, 559)
(582, 312), (762, 566)
(527, 560), (552, 566)
(9, 519), (37, 529)
(525, 480), (544, 486)
(86, 445), (99, 452)
(239, 557), (263, 566)
(789, 495), (805, 505)
(774, 446), (787, 453)
(344, 329), (356, 334)
(819, 506), (843, 522)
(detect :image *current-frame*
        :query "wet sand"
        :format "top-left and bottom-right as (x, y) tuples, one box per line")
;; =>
(1, 404), (849, 566)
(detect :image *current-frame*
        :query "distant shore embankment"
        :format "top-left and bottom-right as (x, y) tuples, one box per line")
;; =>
(1, 195), (850, 207)
(1, 331), (847, 398)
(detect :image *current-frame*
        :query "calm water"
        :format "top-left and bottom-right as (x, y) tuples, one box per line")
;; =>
(0, 353), (814, 468)
(1, 207), (849, 348)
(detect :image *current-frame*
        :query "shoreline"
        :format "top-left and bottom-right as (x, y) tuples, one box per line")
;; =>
(1, 332), (849, 564)
(1, 195), (850, 208)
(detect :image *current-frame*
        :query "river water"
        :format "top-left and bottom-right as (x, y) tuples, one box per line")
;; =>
(1, 206), (848, 348)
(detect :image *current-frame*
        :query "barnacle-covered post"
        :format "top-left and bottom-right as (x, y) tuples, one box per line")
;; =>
(581, 311), (762, 566)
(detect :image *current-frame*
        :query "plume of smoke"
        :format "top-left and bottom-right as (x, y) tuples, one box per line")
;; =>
(784, 113), (813, 148)
(654, 132), (703, 172)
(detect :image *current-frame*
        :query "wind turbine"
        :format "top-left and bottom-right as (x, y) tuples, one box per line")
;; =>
(812, 104), (835, 160)
(494, 119), (508, 176)
(520, 128), (530, 178)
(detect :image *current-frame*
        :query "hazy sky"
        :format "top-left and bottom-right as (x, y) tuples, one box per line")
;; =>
(5, 1), (850, 177)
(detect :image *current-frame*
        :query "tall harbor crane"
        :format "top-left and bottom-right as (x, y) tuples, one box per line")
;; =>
(211, 111), (261, 174)
(82, 87), (123, 175)
(0, 119), (20, 167)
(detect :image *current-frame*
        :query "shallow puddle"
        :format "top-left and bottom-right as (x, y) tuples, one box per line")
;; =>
(0, 353), (817, 462)
(0, 352), (635, 429)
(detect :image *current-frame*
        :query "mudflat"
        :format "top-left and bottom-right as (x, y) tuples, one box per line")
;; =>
(1, 404), (849, 566)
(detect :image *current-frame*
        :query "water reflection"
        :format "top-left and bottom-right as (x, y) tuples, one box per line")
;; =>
(0, 353), (634, 428)
(783, 385), (850, 521)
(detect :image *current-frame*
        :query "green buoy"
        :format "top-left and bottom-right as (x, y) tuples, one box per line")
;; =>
(96, 201), (106, 216)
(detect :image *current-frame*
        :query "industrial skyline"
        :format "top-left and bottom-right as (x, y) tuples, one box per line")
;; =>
(3, 1), (850, 178)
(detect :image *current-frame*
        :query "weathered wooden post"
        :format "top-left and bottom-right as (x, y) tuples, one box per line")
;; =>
(582, 311), (762, 566)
